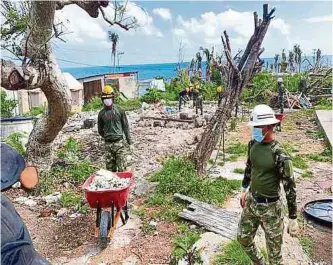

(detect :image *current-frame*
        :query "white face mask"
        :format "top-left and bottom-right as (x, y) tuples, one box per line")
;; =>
(103, 98), (113, 106)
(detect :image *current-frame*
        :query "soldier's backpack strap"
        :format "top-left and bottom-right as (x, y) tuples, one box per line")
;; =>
(270, 140), (291, 179)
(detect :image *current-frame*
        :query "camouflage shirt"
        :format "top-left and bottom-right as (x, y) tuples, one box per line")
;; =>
(242, 140), (297, 219)
(97, 105), (132, 145)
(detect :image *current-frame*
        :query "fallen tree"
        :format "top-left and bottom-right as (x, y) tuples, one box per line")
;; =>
(1, 1), (137, 167)
(191, 4), (275, 175)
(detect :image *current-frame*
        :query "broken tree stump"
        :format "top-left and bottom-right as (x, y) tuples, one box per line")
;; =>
(174, 193), (240, 240)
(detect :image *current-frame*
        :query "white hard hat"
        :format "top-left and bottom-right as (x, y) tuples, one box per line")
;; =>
(247, 104), (280, 127)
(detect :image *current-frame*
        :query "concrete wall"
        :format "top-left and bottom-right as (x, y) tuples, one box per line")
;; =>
(1, 118), (34, 146)
(118, 76), (138, 99)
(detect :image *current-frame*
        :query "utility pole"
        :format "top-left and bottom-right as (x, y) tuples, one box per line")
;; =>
(117, 52), (124, 70)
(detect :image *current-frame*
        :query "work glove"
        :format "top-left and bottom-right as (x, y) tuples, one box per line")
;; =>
(240, 188), (249, 209)
(129, 145), (134, 153)
(287, 218), (299, 237)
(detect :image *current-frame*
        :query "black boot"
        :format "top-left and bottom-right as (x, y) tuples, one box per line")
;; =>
(254, 259), (266, 265)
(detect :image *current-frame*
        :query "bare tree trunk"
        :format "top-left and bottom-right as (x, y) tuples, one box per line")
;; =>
(192, 4), (275, 175)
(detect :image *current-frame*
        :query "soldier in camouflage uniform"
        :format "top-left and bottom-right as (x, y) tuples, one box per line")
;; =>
(98, 85), (133, 172)
(238, 104), (299, 265)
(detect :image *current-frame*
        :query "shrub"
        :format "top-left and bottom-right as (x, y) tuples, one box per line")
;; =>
(1, 91), (17, 118)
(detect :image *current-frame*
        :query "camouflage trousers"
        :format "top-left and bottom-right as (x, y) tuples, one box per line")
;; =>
(105, 139), (131, 172)
(237, 193), (284, 265)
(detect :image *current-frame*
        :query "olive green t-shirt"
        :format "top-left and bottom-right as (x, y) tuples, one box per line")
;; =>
(250, 141), (280, 198)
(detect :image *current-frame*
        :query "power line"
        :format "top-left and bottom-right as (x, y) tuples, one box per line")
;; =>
(56, 58), (106, 67)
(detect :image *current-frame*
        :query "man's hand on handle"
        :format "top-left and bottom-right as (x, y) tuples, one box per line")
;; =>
(240, 189), (248, 208)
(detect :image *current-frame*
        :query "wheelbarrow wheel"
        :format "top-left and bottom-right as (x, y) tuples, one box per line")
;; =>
(98, 211), (110, 249)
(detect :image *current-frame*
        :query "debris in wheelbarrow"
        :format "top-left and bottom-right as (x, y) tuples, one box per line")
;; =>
(87, 169), (130, 191)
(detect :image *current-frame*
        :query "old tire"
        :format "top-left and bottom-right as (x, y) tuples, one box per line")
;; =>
(98, 211), (110, 249)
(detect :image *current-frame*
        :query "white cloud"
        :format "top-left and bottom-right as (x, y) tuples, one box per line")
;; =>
(304, 15), (333, 23)
(271, 18), (290, 35)
(172, 9), (290, 52)
(54, 1), (163, 45)
(153, 8), (172, 21)
(122, 2), (163, 37)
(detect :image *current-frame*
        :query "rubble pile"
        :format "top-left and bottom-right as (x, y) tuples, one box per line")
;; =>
(87, 169), (131, 191)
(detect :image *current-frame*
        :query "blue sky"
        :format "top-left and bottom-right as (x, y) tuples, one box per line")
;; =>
(40, 1), (333, 67)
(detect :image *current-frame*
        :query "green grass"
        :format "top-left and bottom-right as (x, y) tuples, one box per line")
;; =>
(117, 98), (141, 111)
(306, 148), (332, 162)
(59, 191), (88, 214)
(281, 142), (299, 154)
(150, 157), (241, 206)
(302, 170), (313, 178)
(170, 230), (202, 265)
(23, 105), (47, 117)
(39, 137), (95, 196)
(82, 96), (103, 111)
(233, 168), (245, 174)
(230, 118), (238, 131)
(4, 132), (27, 157)
(227, 154), (240, 162)
(292, 155), (308, 170)
(227, 143), (248, 156)
(298, 235), (314, 257)
(215, 240), (252, 265)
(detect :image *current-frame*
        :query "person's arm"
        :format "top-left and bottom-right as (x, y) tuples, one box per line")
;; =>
(97, 111), (104, 138)
(121, 110), (132, 145)
(242, 140), (253, 190)
(278, 150), (297, 219)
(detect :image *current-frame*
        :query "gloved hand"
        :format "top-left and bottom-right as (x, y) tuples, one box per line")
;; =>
(240, 189), (248, 208)
(287, 218), (299, 237)
(129, 145), (134, 153)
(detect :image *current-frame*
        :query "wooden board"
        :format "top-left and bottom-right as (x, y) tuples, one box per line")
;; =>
(174, 193), (240, 240)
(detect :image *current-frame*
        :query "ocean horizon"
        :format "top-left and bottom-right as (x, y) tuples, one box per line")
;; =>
(62, 55), (332, 82)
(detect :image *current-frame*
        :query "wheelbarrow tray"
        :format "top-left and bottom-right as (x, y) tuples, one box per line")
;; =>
(275, 113), (287, 122)
(83, 172), (133, 209)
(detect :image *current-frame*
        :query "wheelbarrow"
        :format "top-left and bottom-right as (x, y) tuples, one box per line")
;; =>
(275, 113), (287, 132)
(83, 172), (134, 248)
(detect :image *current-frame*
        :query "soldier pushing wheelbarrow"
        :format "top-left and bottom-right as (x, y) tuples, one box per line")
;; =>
(83, 85), (135, 248)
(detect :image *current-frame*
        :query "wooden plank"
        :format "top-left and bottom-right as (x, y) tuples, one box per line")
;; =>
(141, 116), (194, 123)
(174, 193), (240, 239)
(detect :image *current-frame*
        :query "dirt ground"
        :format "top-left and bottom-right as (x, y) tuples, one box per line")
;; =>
(6, 107), (332, 265)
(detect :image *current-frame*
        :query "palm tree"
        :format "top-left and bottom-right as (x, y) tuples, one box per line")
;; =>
(188, 58), (196, 75)
(280, 49), (287, 72)
(293, 44), (302, 73)
(202, 48), (212, 81)
(288, 51), (295, 72)
(108, 31), (119, 73)
(196, 52), (202, 76)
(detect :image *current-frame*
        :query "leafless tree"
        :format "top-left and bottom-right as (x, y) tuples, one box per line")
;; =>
(191, 4), (276, 175)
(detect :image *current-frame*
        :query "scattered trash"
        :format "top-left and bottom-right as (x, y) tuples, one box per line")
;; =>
(69, 212), (81, 218)
(12, 182), (21, 189)
(57, 208), (68, 218)
(87, 169), (130, 191)
(149, 220), (157, 227)
(43, 192), (62, 204)
(14, 197), (37, 207)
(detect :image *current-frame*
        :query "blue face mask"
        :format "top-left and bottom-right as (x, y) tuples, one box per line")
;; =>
(252, 127), (265, 142)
